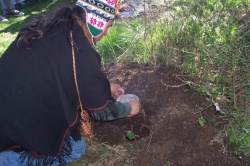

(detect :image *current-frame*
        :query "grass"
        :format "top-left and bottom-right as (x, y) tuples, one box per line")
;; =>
(96, 0), (250, 156)
(95, 18), (146, 64)
(68, 140), (133, 166)
(0, 0), (71, 56)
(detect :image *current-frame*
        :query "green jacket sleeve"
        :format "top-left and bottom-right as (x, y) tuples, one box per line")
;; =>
(87, 101), (131, 121)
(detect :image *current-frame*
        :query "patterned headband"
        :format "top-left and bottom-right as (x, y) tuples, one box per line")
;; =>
(76, 0), (118, 38)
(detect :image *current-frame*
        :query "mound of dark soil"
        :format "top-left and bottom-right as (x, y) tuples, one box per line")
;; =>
(92, 62), (250, 166)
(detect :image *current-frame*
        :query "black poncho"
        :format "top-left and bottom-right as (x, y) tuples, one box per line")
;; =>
(0, 23), (112, 163)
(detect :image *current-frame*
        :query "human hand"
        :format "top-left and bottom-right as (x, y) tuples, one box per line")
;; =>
(126, 100), (140, 118)
(110, 83), (124, 99)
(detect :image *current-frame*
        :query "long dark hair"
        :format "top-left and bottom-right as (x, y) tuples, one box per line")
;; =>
(17, 5), (86, 48)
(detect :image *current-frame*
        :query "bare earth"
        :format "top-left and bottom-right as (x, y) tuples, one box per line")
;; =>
(81, 63), (250, 166)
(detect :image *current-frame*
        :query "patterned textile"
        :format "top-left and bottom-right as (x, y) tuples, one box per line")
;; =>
(76, 0), (118, 38)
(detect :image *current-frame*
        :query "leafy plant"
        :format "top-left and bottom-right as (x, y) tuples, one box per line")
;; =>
(126, 130), (135, 140)
(198, 117), (206, 126)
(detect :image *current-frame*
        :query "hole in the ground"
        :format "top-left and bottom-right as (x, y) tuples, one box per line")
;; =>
(92, 113), (151, 145)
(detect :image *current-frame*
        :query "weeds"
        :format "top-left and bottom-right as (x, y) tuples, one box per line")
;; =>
(96, 0), (250, 156)
(166, 0), (250, 155)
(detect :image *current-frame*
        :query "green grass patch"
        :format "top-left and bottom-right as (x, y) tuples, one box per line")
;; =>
(0, 0), (71, 57)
